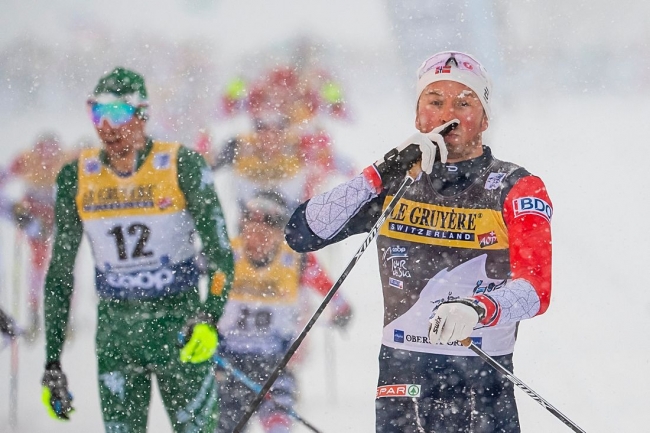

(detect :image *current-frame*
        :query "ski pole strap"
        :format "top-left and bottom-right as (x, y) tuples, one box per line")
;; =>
(213, 355), (323, 433)
(460, 339), (586, 433)
(232, 175), (416, 433)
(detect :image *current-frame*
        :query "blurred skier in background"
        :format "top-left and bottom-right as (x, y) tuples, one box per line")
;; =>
(210, 109), (306, 212)
(40, 67), (234, 432)
(200, 62), (355, 213)
(286, 51), (552, 432)
(216, 192), (352, 433)
(5, 132), (71, 339)
(0, 169), (39, 343)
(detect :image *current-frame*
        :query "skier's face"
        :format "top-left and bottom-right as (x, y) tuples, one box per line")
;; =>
(242, 221), (283, 262)
(95, 116), (147, 159)
(254, 124), (288, 154)
(415, 81), (488, 162)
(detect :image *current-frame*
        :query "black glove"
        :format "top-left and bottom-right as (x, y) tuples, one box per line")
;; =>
(0, 307), (17, 337)
(374, 144), (423, 189)
(41, 361), (74, 420)
(374, 120), (458, 189)
(12, 202), (34, 230)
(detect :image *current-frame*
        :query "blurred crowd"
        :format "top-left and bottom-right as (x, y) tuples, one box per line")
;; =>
(0, 42), (357, 432)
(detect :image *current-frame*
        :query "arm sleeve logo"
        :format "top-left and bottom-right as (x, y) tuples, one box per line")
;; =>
(512, 197), (552, 222)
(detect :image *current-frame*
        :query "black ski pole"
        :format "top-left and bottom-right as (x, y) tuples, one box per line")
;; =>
(214, 355), (322, 433)
(461, 339), (587, 433)
(232, 175), (416, 433)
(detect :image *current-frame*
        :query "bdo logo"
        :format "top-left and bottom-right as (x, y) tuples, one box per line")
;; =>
(512, 197), (552, 222)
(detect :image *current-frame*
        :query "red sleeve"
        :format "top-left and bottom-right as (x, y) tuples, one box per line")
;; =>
(502, 175), (553, 316)
(299, 253), (334, 296)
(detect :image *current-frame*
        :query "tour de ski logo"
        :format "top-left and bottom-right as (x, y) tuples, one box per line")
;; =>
(84, 158), (101, 174)
(153, 152), (171, 170)
(477, 231), (498, 248)
(472, 279), (507, 296)
(382, 245), (411, 278)
(484, 172), (506, 190)
(280, 252), (294, 267)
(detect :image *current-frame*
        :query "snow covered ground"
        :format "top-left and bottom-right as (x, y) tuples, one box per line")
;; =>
(1, 1), (650, 432)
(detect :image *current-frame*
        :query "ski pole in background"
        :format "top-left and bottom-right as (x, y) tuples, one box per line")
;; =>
(9, 231), (24, 430)
(461, 338), (586, 433)
(9, 337), (19, 429)
(233, 174), (416, 433)
(213, 355), (323, 433)
(324, 326), (338, 404)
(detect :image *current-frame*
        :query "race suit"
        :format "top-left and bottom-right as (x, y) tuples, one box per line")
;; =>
(216, 238), (340, 433)
(285, 146), (552, 432)
(44, 139), (234, 433)
(212, 134), (307, 212)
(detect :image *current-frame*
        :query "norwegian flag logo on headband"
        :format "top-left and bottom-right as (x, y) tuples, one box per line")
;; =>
(418, 52), (485, 80)
(416, 51), (493, 120)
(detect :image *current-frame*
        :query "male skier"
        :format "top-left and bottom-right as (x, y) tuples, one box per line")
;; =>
(41, 67), (234, 432)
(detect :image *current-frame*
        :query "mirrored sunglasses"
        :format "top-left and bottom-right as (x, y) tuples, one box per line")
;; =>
(89, 102), (137, 127)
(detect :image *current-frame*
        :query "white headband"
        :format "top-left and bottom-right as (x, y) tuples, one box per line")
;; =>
(416, 52), (492, 120)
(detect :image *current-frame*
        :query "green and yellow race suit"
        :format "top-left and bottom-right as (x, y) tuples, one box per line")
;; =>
(44, 139), (234, 433)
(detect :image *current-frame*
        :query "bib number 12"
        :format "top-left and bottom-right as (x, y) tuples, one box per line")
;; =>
(108, 223), (154, 261)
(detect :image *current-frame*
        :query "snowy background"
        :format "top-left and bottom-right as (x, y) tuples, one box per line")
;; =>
(1, 0), (649, 432)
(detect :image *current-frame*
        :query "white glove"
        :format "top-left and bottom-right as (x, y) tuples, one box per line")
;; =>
(428, 298), (485, 345)
(422, 119), (458, 169)
(392, 119), (457, 173)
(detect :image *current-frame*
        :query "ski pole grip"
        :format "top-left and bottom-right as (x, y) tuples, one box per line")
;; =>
(460, 338), (472, 347)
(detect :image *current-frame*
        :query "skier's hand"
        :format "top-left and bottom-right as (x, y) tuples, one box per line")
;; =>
(12, 201), (42, 238)
(12, 202), (35, 229)
(41, 361), (74, 420)
(428, 298), (486, 345)
(371, 119), (458, 188)
(331, 303), (353, 330)
(179, 316), (219, 364)
(0, 308), (18, 337)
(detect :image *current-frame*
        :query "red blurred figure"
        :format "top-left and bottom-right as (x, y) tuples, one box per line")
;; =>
(8, 133), (72, 338)
(206, 64), (355, 210)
